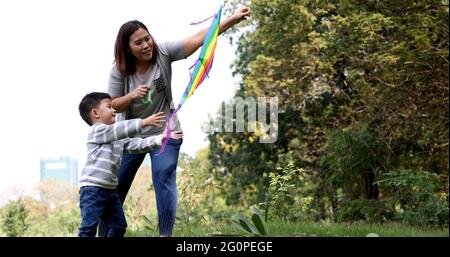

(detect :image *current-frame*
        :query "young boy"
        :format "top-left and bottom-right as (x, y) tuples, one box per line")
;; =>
(77, 92), (182, 237)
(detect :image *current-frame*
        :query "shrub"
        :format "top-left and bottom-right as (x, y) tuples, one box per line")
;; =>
(377, 169), (448, 227)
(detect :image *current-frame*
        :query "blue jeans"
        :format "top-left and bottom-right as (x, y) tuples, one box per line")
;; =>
(98, 138), (182, 236)
(78, 186), (127, 237)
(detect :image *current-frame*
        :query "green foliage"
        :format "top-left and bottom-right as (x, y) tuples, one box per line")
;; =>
(321, 127), (387, 175)
(207, 103), (309, 207)
(123, 195), (146, 233)
(53, 206), (80, 236)
(263, 220), (448, 237)
(334, 198), (395, 223)
(174, 150), (237, 235)
(377, 169), (449, 227)
(19, 181), (81, 236)
(10, 1), (446, 237)
(177, 152), (213, 223)
(216, 0), (449, 227)
(25, 205), (80, 237)
(1, 198), (29, 237)
(321, 126), (387, 199)
(265, 164), (298, 221)
(231, 205), (267, 236)
(125, 212), (159, 237)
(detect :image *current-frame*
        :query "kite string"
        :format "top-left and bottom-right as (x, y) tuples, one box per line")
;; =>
(189, 13), (217, 25)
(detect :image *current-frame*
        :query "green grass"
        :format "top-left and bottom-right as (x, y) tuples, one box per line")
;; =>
(125, 220), (449, 237)
(264, 221), (448, 237)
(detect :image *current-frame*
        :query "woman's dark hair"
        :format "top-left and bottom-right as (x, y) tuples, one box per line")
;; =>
(114, 20), (159, 77)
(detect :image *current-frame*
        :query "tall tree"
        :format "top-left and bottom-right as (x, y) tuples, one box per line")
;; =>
(209, 0), (448, 215)
(1, 198), (30, 237)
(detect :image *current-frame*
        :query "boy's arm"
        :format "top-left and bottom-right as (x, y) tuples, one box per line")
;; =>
(88, 113), (165, 144)
(122, 135), (163, 153)
(88, 119), (142, 144)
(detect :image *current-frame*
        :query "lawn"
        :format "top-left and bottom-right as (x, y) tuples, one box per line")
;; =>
(126, 220), (449, 237)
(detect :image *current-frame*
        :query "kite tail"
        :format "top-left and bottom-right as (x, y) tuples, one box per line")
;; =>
(155, 108), (179, 156)
(157, 6), (222, 156)
(189, 13), (217, 25)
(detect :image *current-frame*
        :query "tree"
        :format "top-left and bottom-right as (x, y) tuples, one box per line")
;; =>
(33, 181), (78, 210)
(1, 198), (30, 237)
(225, 0), (448, 173)
(320, 127), (387, 200)
(209, 0), (449, 223)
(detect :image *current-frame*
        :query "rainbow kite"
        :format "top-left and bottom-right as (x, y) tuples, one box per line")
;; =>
(157, 5), (222, 155)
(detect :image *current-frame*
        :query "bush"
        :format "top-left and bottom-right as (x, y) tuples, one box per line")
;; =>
(335, 198), (395, 223)
(1, 198), (29, 237)
(377, 169), (448, 227)
(265, 164), (298, 222)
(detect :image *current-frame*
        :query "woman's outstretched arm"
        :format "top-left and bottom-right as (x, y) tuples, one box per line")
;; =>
(183, 6), (251, 58)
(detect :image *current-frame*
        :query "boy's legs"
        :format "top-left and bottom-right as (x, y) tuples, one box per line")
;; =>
(98, 152), (146, 237)
(78, 186), (110, 237)
(104, 191), (127, 237)
(150, 138), (183, 236)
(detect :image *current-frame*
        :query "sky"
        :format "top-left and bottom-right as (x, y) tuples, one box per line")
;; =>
(0, 0), (241, 202)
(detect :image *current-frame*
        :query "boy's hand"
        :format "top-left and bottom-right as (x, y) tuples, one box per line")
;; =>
(142, 112), (166, 127)
(162, 127), (183, 140)
(170, 131), (184, 140)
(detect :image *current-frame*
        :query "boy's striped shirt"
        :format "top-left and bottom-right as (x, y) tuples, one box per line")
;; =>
(79, 119), (162, 189)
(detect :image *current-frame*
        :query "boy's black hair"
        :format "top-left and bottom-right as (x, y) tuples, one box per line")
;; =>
(79, 92), (111, 126)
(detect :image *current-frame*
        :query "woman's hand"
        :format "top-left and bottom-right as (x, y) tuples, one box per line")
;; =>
(184, 6), (251, 58)
(231, 6), (251, 23)
(129, 85), (149, 100)
(142, 112), (166, 127)
(111, 84), (149, 112)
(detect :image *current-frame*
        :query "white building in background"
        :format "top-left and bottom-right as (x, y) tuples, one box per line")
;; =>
(40, 157), (78, 187)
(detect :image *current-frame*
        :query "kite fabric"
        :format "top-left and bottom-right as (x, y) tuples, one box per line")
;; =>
(156, 5), (223, 155)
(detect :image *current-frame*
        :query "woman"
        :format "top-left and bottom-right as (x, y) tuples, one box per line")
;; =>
(99, 6), (251, 237)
